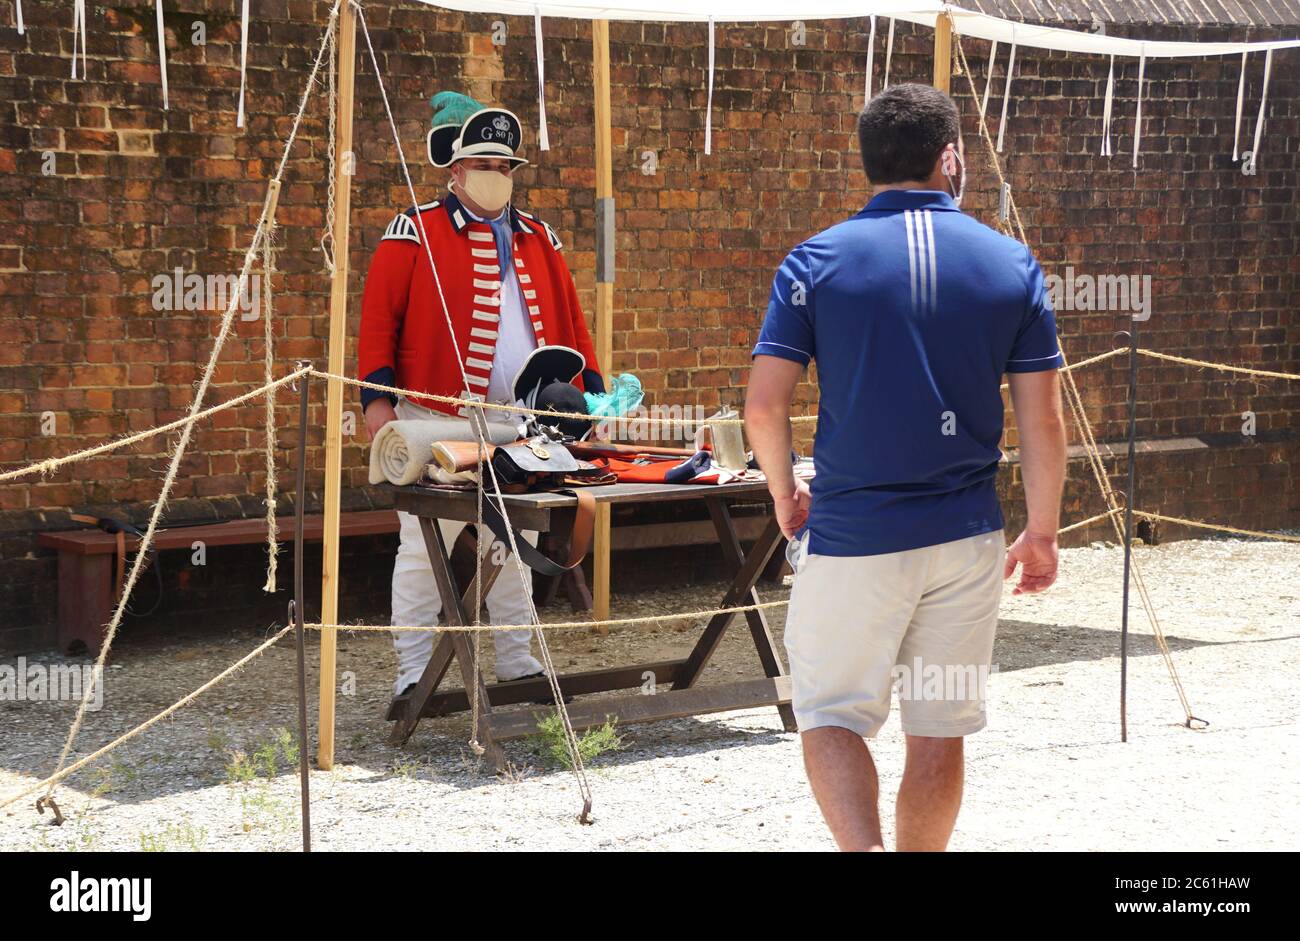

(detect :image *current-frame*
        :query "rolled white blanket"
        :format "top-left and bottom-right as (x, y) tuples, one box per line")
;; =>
(368, 418), (519, 485)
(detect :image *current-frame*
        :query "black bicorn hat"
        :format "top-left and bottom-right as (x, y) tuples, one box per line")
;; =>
(427, 92), (528, 169)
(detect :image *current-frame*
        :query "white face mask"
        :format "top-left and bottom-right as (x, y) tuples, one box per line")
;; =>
(456, 168), (513, 213)
(941, 147), (965, 207)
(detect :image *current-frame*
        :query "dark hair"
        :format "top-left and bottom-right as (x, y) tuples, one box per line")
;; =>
(857, 84), (960, 184)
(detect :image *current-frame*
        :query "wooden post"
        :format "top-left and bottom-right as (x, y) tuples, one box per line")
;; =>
(317, 1), (357, 771)
(591, 19), (614, 630)
(932, 11), (953, 93)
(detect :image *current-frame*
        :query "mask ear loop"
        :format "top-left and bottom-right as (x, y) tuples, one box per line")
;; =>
(942, 146), (964, 206)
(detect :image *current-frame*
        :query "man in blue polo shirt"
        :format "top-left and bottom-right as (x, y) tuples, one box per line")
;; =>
(746, 84), (1067, 852)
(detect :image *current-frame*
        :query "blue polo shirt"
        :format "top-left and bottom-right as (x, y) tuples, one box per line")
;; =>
(753, 190), (1063, 557)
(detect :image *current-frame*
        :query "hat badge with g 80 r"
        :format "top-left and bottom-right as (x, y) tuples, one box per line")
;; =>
(427, 91), (528, 169)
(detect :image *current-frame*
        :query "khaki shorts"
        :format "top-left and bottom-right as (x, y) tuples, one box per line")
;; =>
(783, 530), (1004, 738)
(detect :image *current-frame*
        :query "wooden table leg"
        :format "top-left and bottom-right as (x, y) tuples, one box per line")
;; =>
(388, 633), (456, 746)
(421, 517), (506, 769)
(388, 518), (506, 767)
(672, 501), (796, 731)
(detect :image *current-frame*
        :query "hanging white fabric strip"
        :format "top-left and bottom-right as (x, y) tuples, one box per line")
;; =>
(1132, 45), (1147, 168)
(1250, 47), (1274, 164)
(883, 18), (895, 89)
(864, 15), (876, 105)
(79, 0), (87, 76)
(71, 0), (87, 79)
(534, 7), (549, 150)
(704, 16), (715, 155)
(1232, 51), (1248, 161)
(15, 0), (23, 35)
(996, 35), (1016, 153)
(155, 0), (169, 110)
(1100, 54), (1115, 156)
(979, 40), (998, 119)
(237, 0), (249, 127)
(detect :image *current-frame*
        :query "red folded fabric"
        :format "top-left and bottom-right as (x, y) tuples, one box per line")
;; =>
(592, 456), (720, 485)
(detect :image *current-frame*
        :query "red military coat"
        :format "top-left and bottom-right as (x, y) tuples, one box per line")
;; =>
(357, 193), (600, 417)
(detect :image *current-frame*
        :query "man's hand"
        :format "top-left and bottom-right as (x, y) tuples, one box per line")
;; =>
(1003, 530), (1059, 595)
(773, 479), (812, 540)
(364, 399), (397, 441)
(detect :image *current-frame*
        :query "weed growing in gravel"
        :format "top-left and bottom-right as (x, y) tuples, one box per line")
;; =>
(204, 720), (230, 755)
(224, 727), (299, 785)
(221, 727), (301, 843)
(88, 757), (139, 797)
(237, 786), (293, 836)
(72, 816), (104, 851)
(531, 713), (624, 771)
(390, 756), (422, 779)
(139, 820), (208, 852)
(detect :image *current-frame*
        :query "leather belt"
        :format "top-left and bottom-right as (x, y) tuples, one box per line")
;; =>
(477, 488), (596, 578)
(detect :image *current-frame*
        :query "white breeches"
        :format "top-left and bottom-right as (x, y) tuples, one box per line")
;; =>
(389, 400), (541, 694)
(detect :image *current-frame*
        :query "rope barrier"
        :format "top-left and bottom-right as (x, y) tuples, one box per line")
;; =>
(2, 350), (1287, 488)
(302, 507), (1296, 635)
(1136, 350), (1300, 382)
(0, 625), (293, 812)
(3, 9), (1293, 829)
(38, 6), (343, 809)
(954, 29), (1201, 726)
(305, 600), (792, 635)
(260, 193), (282, 593)
(1056, 509), (1118, 535)
(320, 347), (1294, 427)
(1133, 511), (1300, 543)
(999, 347), (1125, 390)
(308, 368), (818, 426)
(0, 367), (311, 484)
(1, 499), (1288, 816)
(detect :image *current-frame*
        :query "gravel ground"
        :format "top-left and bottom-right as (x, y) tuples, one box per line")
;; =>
(1, 536), (1297, 852)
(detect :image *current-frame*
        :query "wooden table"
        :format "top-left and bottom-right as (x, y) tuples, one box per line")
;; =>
(383, 480), (797, 768)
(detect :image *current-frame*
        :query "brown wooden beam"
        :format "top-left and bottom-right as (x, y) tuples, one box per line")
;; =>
(490, 676), (792, 740)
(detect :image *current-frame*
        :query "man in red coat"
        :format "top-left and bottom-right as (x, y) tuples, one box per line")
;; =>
(358, 93), (603, 696)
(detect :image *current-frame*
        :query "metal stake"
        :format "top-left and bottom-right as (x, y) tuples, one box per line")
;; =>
(291, 363), (313, 851)
(1118, 323), (1139, 744)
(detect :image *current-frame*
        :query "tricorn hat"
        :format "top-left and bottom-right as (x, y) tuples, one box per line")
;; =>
(512, 345), (586, 409)
(427, 91), (528, 169)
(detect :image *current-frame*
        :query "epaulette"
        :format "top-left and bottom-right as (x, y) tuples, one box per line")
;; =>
(382, 212), (420, 244)
(382, 201), (442, 243)
(515, 208), (563, 251)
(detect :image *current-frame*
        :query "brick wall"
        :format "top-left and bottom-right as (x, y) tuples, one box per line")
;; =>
(1, 2), (1297, 650)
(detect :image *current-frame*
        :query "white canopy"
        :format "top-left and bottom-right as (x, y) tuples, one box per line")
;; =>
(422, 1), (939, 23)
(420, 0), (1300, 56)
(903, 7), (1300, 57)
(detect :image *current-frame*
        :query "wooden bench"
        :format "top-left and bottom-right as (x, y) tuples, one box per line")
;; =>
(36, 507), (780, 656)
(36, 510), (400, 656)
